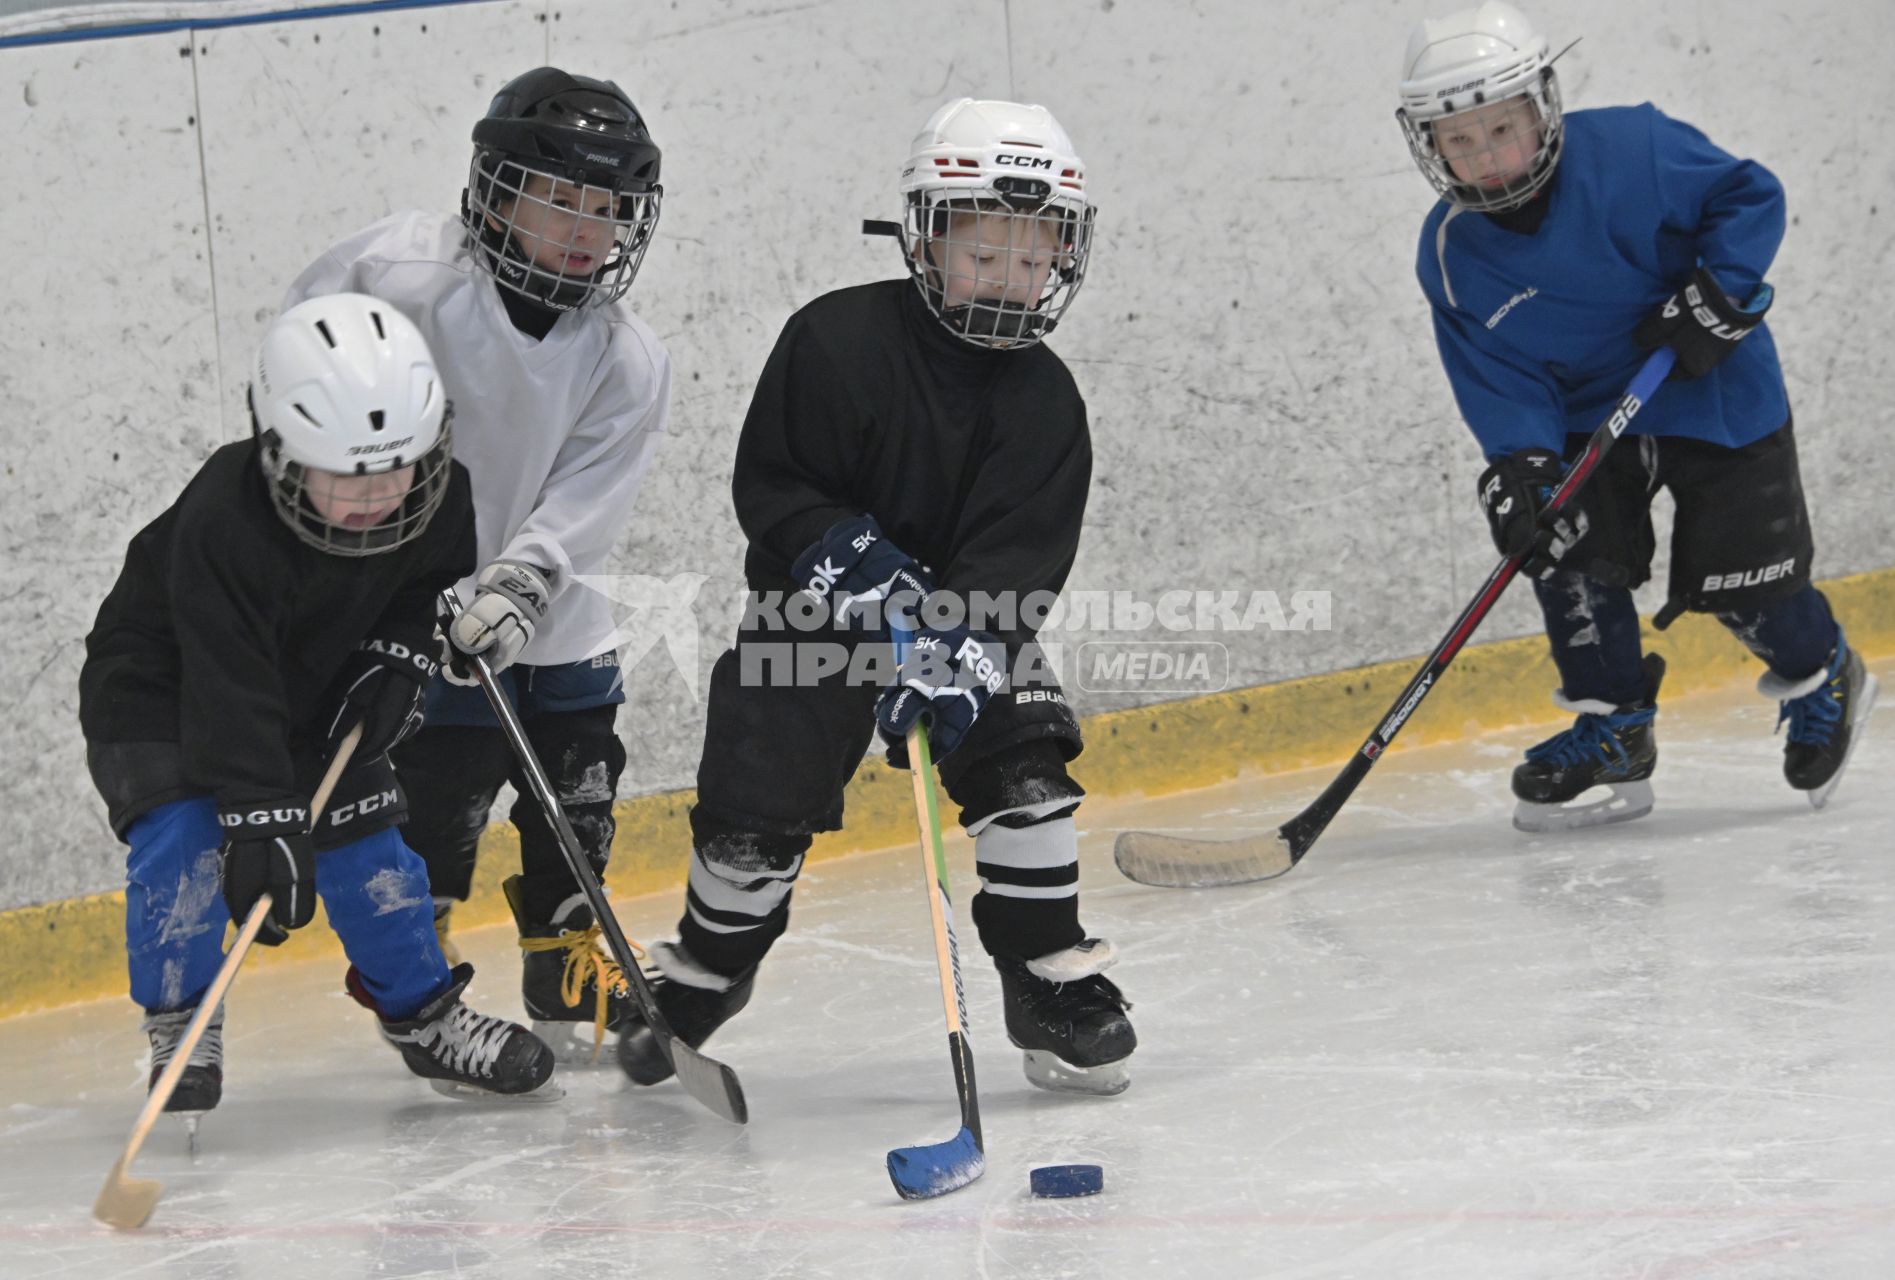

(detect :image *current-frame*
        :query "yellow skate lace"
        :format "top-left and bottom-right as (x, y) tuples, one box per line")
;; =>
(517, 924), (643, 1061)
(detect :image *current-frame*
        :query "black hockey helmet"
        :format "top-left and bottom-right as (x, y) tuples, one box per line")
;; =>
(462, 67), (663, 311)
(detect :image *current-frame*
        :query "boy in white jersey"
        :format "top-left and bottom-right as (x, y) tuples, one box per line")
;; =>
(283, 67), (670, 1071)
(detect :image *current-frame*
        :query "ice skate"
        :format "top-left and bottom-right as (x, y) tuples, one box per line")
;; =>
(505, 874), (639, 1064)
(1513, 657), (1663, 833)
(616, 941), (754, 1086)
(1763, 633), (1880, 810)
(374, 963), (559, 1101)
(995, 938), (1135, 1096)
(143, 1002), (224, 1150)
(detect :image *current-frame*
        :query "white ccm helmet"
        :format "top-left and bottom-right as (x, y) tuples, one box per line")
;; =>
(1397, 1), (1564, 212)
(250, 293), (454, 557)
(894, 98), (1096, 350)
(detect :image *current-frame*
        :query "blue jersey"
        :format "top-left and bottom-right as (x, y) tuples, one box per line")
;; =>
(1416, 104), (1789, 460)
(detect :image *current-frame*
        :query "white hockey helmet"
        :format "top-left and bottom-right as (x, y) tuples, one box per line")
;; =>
(1396, 1), (1564, 212)
(250, 293), (454, 557)
(894, 98), (1096, 350)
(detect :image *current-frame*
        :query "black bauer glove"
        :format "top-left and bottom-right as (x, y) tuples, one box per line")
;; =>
(326, 636), (438, 760)
(1633, 266), (1774, 380)
(1476, 447), (1603, 582)
(875, 624), (1006, 760)
(218, 800), (317, 946)
(792, 515), (933, 638)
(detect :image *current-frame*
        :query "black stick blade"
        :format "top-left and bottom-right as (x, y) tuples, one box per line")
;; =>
(671, 1039), (748, 1125)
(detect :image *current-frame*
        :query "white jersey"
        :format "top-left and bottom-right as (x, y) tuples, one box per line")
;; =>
(283, 211), (670, 666)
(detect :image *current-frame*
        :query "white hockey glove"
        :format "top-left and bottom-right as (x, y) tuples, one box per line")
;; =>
(446, 561), (552, 680)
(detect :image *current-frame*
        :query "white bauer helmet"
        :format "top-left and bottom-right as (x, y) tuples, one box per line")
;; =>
(895, 98), (1096, 350)
(1397, 1), (1564, 213)
(250, 293), (454, 557)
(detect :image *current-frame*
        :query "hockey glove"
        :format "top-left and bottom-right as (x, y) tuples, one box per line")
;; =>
(875, 624), (1007, 760)
(326, 637), (438, 759)
(218, 801), (317, 946)
(791, 515), (933, 637)
(1633, 266), (1774, 380)
(1477, 447), (1599, 582)
(447, 561), (552, 678)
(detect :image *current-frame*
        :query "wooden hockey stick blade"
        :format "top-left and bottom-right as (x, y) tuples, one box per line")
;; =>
(91, 1157), (162, 1232)
(887, 1122), (985, 1201)
(1113, 827), (1296, 888)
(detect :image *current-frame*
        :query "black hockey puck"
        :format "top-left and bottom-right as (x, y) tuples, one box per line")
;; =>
(1029, 1163), (1104, 1198)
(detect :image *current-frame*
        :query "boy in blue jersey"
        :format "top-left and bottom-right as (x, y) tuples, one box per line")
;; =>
(1397, 2), (1877, 830)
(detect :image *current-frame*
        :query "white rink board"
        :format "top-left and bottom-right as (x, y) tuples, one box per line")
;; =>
(1, 29), (223, 910)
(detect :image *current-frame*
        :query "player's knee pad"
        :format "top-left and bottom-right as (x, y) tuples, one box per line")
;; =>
(122, 799), (227, 1010)
(680, 809), (812, 974)
(949, 739), (1086, 836)
(688, 807), (812, 880)
(514, 705), (626, 874)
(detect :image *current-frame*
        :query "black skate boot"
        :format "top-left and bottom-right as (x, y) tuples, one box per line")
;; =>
(994, 938), (1136, 1096)
(616, 941), (755, 1086)
(374, 962), (559, 1101)
(1763, 631), (1880, 809)
(143, 1002), (224, 1143)
(505, 873), (639, 1065)
(1512, 654), (1664, 832)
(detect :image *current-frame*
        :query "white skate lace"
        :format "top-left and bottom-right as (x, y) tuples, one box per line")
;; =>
(143, 1005), (225, 1073)
(411, 1003), (514, 1079)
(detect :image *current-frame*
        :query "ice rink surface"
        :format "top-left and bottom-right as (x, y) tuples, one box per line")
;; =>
(3, 663), (1890, 1279)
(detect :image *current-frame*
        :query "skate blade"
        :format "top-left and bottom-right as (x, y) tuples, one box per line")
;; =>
(425, 1075), (565, 1104)
(1022, 1049), (1130, 1097)
(171, 1110), (204, 1156)
(1808, 673), (1879, 811)
(530, 1019), (616, 1067)
(1513, 779), (1654, 833)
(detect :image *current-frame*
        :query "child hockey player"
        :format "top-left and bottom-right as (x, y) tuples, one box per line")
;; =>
(80, 293), (556, 1121)
(616, 98), (1137, 1097)
(283, 67), (672, 1067)
(1398, 1), (1877, 831)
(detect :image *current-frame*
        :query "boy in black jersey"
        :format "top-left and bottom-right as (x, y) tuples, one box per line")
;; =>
(619, 99), (1137, 1097)
(80, 294), (555, 1117)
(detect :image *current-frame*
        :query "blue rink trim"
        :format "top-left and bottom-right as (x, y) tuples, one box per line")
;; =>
(0, 0), (496, 50)
(886, 1126), (984, 1201)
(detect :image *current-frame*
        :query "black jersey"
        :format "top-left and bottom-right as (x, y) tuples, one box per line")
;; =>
(732, 279), (1091, 633)
(80, 440), (476, 823)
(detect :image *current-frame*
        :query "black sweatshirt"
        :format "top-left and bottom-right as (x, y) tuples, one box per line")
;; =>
(732, 279), (1092, 636)
(79, 440), (476, 825)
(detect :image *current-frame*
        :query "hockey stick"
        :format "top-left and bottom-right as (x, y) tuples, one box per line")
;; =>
(94, 723), (364, 1230)
(441, 591), (747, 1125)
(884, 624), (985, 1200)
(1116, 345), (1678, 888)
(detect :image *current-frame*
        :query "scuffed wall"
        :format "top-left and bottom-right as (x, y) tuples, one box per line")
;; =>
(4, 0), (1889, 909)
